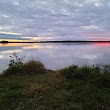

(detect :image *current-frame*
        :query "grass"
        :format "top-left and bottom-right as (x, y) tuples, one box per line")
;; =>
(1, 60), (110, 109)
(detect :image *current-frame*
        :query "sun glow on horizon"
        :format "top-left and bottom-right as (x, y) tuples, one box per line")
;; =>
(0, 39), (30, 42)
(0, 31), (22, 35)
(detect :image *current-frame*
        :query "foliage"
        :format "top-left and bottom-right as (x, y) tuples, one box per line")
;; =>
(2, 53), (46, 76)
(3, 53), (24, 76)
(23, 60), (46, 75)
(61, 65), (99, 80)
(1, 68), (110, 110)
(9, 53), (24, 67)
(1, 54), (110, 109)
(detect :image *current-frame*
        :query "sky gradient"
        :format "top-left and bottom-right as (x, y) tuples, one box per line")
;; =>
(0, 0), (110, 41)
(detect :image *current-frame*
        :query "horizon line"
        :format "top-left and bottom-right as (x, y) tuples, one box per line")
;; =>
(1, 40), (110, 43)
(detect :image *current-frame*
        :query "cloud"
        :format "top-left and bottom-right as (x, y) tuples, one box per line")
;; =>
(80, 25), (100, 30)
(0, 0), (110, 40)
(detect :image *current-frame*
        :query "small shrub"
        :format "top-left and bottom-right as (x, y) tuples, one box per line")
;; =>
(23, 60), (46, 75)
(9, 53), (24, 67)
(2, 54), (46, 76)
(3, 65), (24, 76)
(73, 66), (99, 80)
(91, 73), (110, 88)
(61, 65), (100, 80)
(60, 65), (78, 78)
(3, 53), (24, 76)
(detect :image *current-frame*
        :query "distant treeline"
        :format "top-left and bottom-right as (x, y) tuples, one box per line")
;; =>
(1, 40), (110, 43)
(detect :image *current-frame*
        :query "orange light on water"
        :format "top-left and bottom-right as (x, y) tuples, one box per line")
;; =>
(0, 39), (30, 47)
(0, 43), (29, 47)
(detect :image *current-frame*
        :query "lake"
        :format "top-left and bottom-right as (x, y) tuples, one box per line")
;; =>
(0, 42), (110, 73)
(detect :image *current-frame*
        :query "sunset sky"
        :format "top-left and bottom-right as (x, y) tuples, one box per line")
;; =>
(0, 0), (110, 41)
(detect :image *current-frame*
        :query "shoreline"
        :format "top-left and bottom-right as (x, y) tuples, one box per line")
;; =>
(1, 40), (110, 43)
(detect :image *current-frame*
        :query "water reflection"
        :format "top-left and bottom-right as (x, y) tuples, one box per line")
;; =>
(0, 42), (110, 73)
(23, 44), (53, 49)
(95, 42), (110, 47)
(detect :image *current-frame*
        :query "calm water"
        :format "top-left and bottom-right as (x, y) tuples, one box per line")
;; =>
(0, 42), (110, 73)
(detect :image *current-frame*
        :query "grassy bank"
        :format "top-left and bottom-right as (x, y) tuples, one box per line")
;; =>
(0, 55), (110, 109)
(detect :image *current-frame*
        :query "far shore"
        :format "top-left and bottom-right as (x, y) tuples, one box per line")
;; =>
(1, 40), (110, 43)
